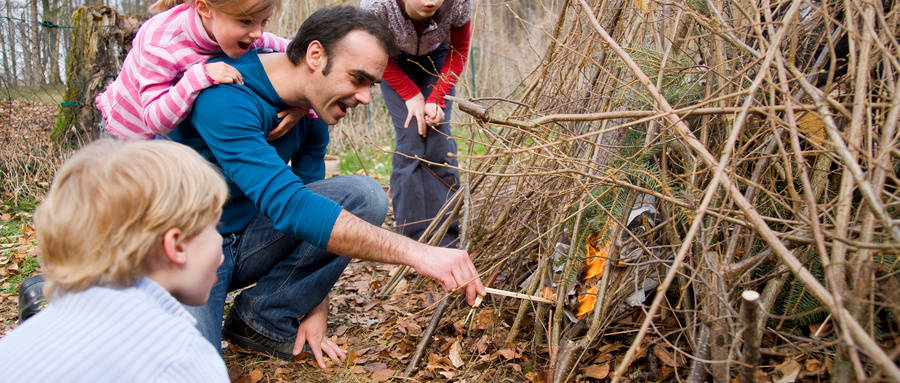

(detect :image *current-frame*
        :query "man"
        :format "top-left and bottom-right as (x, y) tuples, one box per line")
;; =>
(169, 6), (485, 368)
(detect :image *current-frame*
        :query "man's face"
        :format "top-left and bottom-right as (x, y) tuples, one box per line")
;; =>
(307, 30), (388, 125)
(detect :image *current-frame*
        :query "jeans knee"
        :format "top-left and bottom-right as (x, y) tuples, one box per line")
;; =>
(343, 175), (388, 225)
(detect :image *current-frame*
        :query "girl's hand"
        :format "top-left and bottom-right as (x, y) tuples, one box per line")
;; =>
(269, 107), (307, 141)
(204, 62), (243, 85)
(404, 93), (427, 138)
(424, 102), (444, 127)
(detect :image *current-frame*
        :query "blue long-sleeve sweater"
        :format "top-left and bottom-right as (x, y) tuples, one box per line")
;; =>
(170, 50), (341, 249)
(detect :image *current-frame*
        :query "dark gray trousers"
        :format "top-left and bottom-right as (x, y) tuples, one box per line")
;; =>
(381, 44), (460, 247)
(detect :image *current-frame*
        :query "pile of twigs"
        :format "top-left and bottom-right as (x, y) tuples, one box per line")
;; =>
(433, 0), (899, 381)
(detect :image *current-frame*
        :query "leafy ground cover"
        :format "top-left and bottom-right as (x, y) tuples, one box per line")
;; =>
(0, 99), (537, 382)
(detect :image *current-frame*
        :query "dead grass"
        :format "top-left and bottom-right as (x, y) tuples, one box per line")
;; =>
(0, 99), (70, 203)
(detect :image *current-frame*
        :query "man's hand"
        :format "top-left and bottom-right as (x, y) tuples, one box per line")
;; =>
(204, 62), (243, 85)
(269, 107), (307, 141)
(325, 211), (486, 306)
(293, 296), (345, 368)
(404, 93), (427, 138)
(424, 102), (444, 127)
(411, 246), (486, 306)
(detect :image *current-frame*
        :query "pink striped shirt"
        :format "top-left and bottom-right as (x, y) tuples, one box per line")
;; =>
(95, 3), (288, 140)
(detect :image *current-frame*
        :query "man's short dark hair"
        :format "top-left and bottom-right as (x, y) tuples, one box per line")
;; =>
(286, 6), (397, 74)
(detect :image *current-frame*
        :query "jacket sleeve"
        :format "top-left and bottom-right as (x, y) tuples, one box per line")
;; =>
(250, 32), (290, 52)
(137, 45), (215, 137)
(425, 22), (471, 108)
(382, 58), (422, 101)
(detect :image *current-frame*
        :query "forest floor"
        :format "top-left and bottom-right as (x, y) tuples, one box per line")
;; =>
(1, 98), (845, 383)
(0, 99), (540, 382)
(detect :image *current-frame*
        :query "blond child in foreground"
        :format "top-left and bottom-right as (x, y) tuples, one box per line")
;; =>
(0, 139), (229, 382)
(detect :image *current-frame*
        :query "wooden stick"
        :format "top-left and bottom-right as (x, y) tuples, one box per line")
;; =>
(740, 291), (761, 383)
(485, 287), (554, 304)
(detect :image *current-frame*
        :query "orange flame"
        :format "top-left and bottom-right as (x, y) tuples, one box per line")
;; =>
(576, 286), (599, 317)
(584, 239), (610, 280)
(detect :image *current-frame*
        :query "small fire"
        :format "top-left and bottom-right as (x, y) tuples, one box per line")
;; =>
(576, 286), (599, 317)
(576, 231), (624, 318)
(583, 239), (610, 280)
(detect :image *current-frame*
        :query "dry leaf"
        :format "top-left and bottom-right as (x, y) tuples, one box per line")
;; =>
(583, 364), (610, 379)
(426, 353), (453, 371)
(348, 365), (366, 374)
(773, 359), (801, 383)
(496, 347), (517, 360)
(248, 369), (263, 383)
(473, 335), (489, 354)
(797, 111), (826, 145)
(652, 345), (682, 367)
(448, 340), (464, 368)
(473, 310), (497, 330)
(805, 358), (822, 373)
(540, 286), (556, 300)
(370, 368), (395, 382)
(524, 371), (546, 382)
(344, 349), (359, 365)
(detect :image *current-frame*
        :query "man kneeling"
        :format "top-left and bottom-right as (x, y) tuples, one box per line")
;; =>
(171, 6), (485, 368)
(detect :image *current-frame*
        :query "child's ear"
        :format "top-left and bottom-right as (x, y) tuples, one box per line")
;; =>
(195, 0), (213, 19)
(162, 228), (188, 265)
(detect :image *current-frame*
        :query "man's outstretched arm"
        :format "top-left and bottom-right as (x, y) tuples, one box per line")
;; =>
(325, 210), (486, 305)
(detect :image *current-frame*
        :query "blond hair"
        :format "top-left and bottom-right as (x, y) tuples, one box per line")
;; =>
(149, 0), (280, 17)
(34, 139), (228, 298)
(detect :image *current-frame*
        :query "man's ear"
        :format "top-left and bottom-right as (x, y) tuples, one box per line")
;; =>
(305, 40), (327, 72)
(162, 228), (188, 265)
(195, 0), (213, 19)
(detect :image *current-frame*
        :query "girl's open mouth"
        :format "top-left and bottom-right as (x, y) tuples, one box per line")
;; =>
(237, 41), (250, 50)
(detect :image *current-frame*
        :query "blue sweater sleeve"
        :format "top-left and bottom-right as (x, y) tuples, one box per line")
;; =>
(292, 120), (329, 183)
(188, 86), (341, 248)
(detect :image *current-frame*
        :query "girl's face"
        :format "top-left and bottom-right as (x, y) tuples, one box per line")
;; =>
(197, 0), (274, 58)
(403, 0), (443, 22)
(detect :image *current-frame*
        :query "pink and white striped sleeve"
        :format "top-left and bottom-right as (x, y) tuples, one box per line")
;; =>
(251, 32), (290, 52)
(136, 45), (215, 137)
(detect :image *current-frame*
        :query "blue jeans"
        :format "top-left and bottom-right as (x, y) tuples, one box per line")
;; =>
(382, 43), (460, 247)
(186, 175), (388, 347)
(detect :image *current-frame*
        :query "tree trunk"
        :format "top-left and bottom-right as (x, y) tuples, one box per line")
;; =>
(19, 14), (33, 86)
(0, 17), (10, 85)
(28, 0), (42, 86)
(54, 6), (145, 141)
(5, 0), (18, 84)
(42, 0), (62, 84)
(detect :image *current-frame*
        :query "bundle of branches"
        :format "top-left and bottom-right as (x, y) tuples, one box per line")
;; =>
(434, 0), (900, 381)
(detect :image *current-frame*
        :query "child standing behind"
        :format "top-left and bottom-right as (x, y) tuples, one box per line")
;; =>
(361, 0), (472, 247)
(96, 0), (302, 140)
(0, 139), (229, 382)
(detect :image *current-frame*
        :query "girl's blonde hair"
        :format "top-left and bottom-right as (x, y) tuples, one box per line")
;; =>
(149, 0), (280, 17)
(35, 139), (228, 298)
